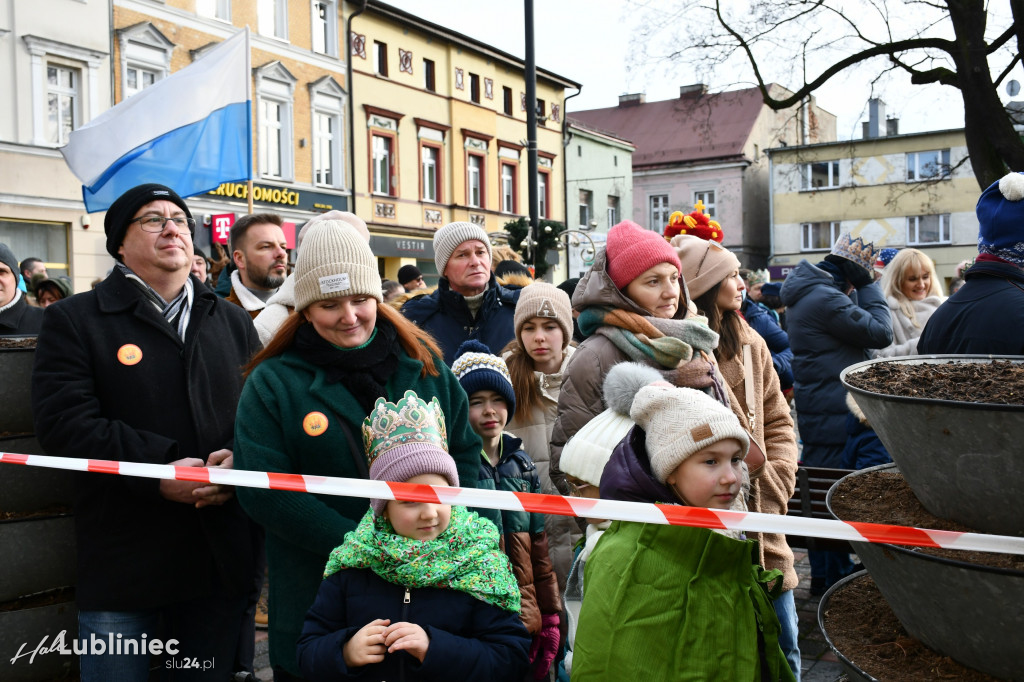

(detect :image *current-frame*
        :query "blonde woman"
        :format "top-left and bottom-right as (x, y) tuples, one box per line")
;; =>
(875, 248), (945, 357)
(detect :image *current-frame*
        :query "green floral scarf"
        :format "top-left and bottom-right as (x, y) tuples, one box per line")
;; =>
(324, 505), (521, 613)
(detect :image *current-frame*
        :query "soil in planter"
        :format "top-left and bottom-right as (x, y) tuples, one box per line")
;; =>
(0, 505), (73, 521)
(0, 337), (36, 348)
(823, 574), (1002, 681)
(831, 472), (1024, 571)
(845, 360), (1024, 405)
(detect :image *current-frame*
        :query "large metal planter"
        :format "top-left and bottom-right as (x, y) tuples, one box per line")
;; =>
(840, 354), (1024, 536)
(0, 515), (76, 603)
(0, 594), (78, 681)
(817, 570), (879, 682)
(828, 464), (1024, 681)
(0, 436), (76, 513)
(0, 341), (35, 434)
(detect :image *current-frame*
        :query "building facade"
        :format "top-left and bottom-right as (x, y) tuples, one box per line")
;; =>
(570, 84), (836, 267)
(768, 128), (978, 284)
(0, 0), (112, 292)
(351, 2), (578, 283)
(563, 118), (634, 279)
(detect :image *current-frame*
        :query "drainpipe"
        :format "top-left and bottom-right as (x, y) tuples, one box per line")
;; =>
(346, 0), (369, 215)
(561, 86), (581, 280)
(768, 151), (775, 268)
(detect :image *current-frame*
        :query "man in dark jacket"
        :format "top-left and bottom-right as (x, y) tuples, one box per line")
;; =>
(920, 172), (1024, 354)
(780, 232), (892, 594)
(0, 243), (43, 335)
(401, 221), (520, 364)
(32, 184), (261, 681)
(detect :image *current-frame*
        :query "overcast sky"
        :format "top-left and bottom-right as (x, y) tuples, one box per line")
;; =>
(384, 0), (972, 139)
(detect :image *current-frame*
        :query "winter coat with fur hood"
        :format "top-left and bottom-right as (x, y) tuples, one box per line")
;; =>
(874, 294), (943, 358)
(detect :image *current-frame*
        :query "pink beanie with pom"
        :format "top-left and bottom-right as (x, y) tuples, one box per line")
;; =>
(606, 220), (682, 290)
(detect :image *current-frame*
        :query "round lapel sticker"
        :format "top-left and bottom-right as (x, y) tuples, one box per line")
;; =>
(303, 411), (329, 437)
(117, 344), (143, 366)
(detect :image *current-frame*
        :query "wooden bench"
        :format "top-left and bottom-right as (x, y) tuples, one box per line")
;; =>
(785, 466), (854, 554)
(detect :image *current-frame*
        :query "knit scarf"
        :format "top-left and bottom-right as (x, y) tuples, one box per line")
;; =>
(116, 263), (192, 341)
(578, 306), (719, 368)
(325, 506), (521, 613)
(294, 315), (400, 414)
(0, 288), (21, 314)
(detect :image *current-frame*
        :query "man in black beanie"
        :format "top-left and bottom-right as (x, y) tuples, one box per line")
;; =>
(0, 243), (44, 335)
(397, 263), (426, 292)
(32, 183), (262, 680)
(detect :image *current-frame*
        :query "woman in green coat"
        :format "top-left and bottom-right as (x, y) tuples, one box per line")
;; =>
(234, 220), (483, 679)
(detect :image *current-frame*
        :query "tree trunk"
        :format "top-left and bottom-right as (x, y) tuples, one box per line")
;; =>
(947, 0), (1024, 188)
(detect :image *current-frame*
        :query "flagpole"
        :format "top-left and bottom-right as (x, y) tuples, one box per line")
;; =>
(245, 26), (254, 214)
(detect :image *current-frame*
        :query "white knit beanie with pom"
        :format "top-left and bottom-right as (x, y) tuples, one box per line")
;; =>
(293, 220), (382, 311)
(560, 363), (662, 486)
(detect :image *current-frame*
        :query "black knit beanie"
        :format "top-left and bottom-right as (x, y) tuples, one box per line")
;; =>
(104, 184), (193, 260)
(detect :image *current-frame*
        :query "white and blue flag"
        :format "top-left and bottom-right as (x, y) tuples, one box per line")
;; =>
(61, 28), (251, 213)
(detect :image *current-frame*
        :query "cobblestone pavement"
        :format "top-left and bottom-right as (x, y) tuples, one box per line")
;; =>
(254, 549), (847, 681)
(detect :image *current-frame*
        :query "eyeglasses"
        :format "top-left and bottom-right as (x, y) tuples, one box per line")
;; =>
(131, 215), (196, 232)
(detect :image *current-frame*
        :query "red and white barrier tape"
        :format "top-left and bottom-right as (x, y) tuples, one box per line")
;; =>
(3, 451), (1023, 556)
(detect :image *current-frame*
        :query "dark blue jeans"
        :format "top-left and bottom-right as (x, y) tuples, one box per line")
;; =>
(78, 593), (247, 681)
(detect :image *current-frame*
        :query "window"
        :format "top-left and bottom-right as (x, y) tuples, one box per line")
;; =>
(650, 194), (669, 229)
(907, 149), (951, 181)
(423, 58), (435, 92)
(197, 0), (231, 21)
(0, 220), (69, 280)
(311, 1), (338, 57)
(693, 190), (716, 219)
(579, 190), (593, 229)
(467, 153), (484, 207)
(538, 171), (549, 218)
(503, 86), (513, 116)
(801, 222), (841, 251)
(907, 214), (951, 245)
(117, 23), (173, 100)
(537, 98), (546, 125)
(607, 196), (620, 227)
(501, 163), (517, 213)
(421, 144), (440, 202)
(801, 161), (840, 190)
(310, 77), (345, 188)
(255, 62), (296, 180)
(125, 66), (158, 98)
(372, 134), (394, 195)
(374, 41), (388, 76)
(470, 73), (480, 103)
(258, 0), (288, 39)
(46, 65), (78, 145)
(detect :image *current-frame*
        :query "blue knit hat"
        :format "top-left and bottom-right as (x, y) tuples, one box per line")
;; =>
(976, 172), (1024, 266)
(451, 340), (516, 415)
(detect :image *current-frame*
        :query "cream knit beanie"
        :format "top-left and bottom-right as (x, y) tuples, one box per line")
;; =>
(434, 221), (492, 277)
(514, 282), (573, 350)
(672, 234), (741, 300)
(631, 383), (749, 484)
(293, 220), (382, 311)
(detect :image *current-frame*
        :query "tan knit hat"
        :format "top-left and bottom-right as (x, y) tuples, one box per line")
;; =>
(630, 383), (749, 484)
(434, 221), (492, 277)
(672, 234), (741, 300)
(514, 282), (573, 350)
(293, 220), (382, 311)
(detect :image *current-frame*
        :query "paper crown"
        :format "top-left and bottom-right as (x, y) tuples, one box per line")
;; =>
(745, 268), (770, 286)
(362, 391), (449, 468)
(664, 200), (723, 243)
(830, 233), (879, 272)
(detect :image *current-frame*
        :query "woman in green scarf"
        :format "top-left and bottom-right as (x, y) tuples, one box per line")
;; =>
(296, 392), (530, 681)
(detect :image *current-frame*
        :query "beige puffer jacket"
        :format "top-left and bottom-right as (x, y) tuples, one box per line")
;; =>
(505, 346), (578, 591)
(549, 249), (697, 496)
(719, 319), (800, 591)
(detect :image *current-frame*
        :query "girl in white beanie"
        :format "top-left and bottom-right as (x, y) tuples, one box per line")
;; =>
(501, 281), (578, 591)
(572, 376), (794, 682)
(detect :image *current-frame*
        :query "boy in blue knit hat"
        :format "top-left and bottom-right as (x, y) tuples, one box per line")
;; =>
(452, 340), (561, 681)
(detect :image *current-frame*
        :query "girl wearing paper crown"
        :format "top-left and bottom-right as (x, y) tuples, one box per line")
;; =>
(572, 370), (794, 681)
(233, 220), (488, 679)
(296, 392), (530, 681)
(549, 218), (723, 502)
(672, 213), (802, 679)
